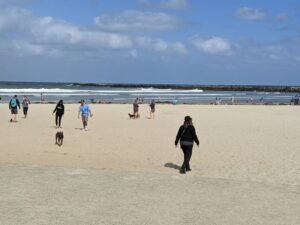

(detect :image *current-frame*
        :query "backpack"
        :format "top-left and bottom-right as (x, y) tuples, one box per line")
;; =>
(10, 98), (17, 107)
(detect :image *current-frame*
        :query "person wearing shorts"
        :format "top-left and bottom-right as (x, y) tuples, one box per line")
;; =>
(9, 95), (21, 122)
(78, 99), (93, 131)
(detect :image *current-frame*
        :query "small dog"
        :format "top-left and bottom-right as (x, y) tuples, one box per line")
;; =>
(128, 113), (140, 119)
(55, 131), (64, 147)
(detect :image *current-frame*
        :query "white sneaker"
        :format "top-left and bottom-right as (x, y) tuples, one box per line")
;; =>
(84, 127), (88, 131)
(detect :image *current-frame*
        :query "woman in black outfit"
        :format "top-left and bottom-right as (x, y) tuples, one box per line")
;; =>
(53, 100), (65, 128)
(175, 116), (199, 174)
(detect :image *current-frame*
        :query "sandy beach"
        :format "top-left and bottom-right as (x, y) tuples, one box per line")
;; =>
(1, 103), (300, 224)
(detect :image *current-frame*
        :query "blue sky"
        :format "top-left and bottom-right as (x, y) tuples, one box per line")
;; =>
(0, 0), (299, 85)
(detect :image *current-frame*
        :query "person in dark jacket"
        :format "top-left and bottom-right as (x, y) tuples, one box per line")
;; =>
(175, 116), (199, 174)
(52, 100), (65, 128)
(9, 95), (21, 122)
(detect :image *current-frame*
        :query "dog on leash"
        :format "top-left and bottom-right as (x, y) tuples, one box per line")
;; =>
(128, 113), (140, 119)
(55, 131), (64, 147)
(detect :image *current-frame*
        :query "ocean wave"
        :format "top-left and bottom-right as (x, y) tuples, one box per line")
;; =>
(0, 88), (204, 94)
(131, 93), (231, 96)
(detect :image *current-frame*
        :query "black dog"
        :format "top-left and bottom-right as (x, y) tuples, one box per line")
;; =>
(55, 131), (64, 147)
(128, 113), (140, 119)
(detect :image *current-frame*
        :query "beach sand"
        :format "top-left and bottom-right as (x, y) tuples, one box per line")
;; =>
(0, 104), (300, 224)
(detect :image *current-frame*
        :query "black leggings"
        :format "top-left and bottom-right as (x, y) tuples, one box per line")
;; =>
(23, 107), (28, 115)
(181, 145), (193, 170)
(55, 113), (63, 127)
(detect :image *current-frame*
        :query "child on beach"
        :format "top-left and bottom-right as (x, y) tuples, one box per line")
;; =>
(149, 100), (155, 119)
(53, 100), (65, 128)
(78, 99), (93, 131)
(175, 116), (199, 174)
(22, 96), (31, 118)
(9, 95), (21, 122)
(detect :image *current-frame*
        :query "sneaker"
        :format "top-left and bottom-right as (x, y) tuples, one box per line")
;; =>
(180, 169), (186, 174)
(186, 168), (192, 172)
(84, 127), (88, 131)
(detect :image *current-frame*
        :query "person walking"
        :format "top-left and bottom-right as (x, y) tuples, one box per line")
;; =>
(22, 96), (31, 118)
(9, 95), (21, 122)
(52, 100), (65, 128)
(78, 99), (93, 131)
(133, 98), (139, 119)
(175, 116), (199, 174)
(149, 99), (155, 119)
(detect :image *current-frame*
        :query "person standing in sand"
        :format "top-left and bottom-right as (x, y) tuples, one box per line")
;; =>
(149, 99), (155, 119)
(175, 116), (199, 174)
(133, 98), (139, 119)
(78, 99), (93, 131)
(22, 96), (31, 119)
(53, 100), (65, 128)
(9, 95), (21, 122)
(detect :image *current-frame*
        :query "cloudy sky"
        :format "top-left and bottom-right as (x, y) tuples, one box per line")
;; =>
(0, 0), (299, 85)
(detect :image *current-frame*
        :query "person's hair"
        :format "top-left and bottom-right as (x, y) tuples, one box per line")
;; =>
(14, 95), (17, 98)
(184, 116), (193, 128)
(58, 100), (63, 105)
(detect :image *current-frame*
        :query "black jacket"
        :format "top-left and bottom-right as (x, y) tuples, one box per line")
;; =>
(53, 104), (64, 115)
(175, 125), (199, 146)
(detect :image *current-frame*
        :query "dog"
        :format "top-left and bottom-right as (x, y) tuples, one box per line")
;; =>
(128, 113), (140, 119)
(55, 131), (64, 147)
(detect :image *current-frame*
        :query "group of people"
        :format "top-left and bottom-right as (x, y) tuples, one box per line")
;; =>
(133, 98), (156, 119)
(52, 99), (93, 130)
(8, 96), (93, 130)
(8, 95), (199, 174)
(8, 95), (30, 122)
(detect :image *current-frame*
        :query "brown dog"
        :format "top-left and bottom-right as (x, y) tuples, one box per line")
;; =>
(55, 131), (64, 147)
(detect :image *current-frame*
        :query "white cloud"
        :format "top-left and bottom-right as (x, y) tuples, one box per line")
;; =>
(137, 37), (168, 51)
(235, 7), (266, 21)
(160, 0), (188, 11)
(136, 37), (187, 54)
(0, 7), (32, 32)
(170, 42), (188, 54)
(32, 17), (133, 49)
(190, 36), (232, 55)
(0, 7), (133, 56)
(0, 6), (188, 59)
(12, 41), (46, 55)
(94, 10), (180, 32)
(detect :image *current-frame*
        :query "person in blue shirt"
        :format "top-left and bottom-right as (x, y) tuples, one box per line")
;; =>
(9, 95), (21, 122)
(78, 99), (93, 131)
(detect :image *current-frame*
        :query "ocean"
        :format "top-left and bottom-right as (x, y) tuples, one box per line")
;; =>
(0, 81), (298, 104)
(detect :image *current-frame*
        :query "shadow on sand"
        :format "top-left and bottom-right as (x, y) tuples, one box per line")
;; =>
(164, 162), (181, 171)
